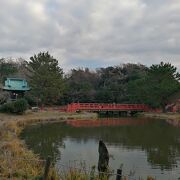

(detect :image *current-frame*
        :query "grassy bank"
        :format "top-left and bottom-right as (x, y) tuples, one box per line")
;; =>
(0, 111), (97, 179)
(141, 112), (180, 121)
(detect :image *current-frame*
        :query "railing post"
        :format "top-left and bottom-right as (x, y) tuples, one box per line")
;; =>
(43, 156), (51, 180)
(116, 169), (122, 180)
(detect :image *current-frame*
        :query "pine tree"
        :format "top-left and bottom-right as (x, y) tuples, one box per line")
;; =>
(28, 52), (65, 104)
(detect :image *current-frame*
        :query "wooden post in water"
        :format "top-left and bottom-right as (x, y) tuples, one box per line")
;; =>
(43, 156), (51, 180)
(116, 169), (122, 180)
(98, 140), (109, 173)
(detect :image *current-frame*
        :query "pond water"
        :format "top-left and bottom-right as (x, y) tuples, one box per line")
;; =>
(21, 117), (180, 179)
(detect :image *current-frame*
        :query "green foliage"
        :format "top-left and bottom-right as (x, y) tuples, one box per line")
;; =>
(0, 58), (18, 83)
(95, 64), (148, 103)
(1, 56), (179, 108)
(128, 62), (180, 109)
(0, 99), (28, 114)
(63, 64), (147, 104)
(24, 93), (38, 106)
(13, 99), (29, 114)
(0, 101), (14, 113)
(0, 91), (10, 105)
(64, 68), (98, 103)
(27, 52), (65, 105)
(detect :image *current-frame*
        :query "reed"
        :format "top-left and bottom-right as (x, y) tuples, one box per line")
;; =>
(0, 111), (97, 179)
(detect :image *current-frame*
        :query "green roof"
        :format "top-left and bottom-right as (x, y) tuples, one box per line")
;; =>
(3, 78), (30, 91)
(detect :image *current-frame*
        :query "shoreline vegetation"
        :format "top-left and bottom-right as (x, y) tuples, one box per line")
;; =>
(142, 112), (180, 121)
(0, 111), (97, 179)
(0, 111), (179, 179)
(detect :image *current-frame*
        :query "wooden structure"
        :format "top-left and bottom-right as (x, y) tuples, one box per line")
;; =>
(66, 103), (149, 113)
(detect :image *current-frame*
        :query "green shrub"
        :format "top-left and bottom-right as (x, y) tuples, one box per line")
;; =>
(0, 99), (28, 114)
(0, 101), (14, 113)
(13, 99), (28, 114)
(24, 94), (37, 106)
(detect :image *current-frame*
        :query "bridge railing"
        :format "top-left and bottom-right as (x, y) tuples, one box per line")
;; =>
(67, 103), (149, 112)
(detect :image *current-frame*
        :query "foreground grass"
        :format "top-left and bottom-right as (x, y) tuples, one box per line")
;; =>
(0, 111), (97, 179)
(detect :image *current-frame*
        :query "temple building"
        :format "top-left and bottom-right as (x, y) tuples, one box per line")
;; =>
(3, 78), (30, 100)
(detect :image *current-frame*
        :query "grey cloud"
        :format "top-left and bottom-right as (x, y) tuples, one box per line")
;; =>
(0, 0), (180, 71)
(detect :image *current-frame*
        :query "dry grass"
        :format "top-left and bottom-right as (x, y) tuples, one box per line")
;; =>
(0, 111), (97, 123)
(0, 111), (97, 179)
(59, 168), (155, 180)
(0, 123), (44, 179)
(141, 112), (180, 121)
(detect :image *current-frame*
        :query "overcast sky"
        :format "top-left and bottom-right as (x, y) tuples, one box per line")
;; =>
(0, 0), (180, 71)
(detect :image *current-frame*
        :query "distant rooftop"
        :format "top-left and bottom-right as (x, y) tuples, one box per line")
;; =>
(3, 78), (30, 91)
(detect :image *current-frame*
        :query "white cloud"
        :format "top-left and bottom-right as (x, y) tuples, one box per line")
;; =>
(27, 1), (47, 22)
(0, 0), (179, 71)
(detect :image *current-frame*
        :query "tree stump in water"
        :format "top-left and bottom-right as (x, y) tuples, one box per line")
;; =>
(98, 140), (109, 174)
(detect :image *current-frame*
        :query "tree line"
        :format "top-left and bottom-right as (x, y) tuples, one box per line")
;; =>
(0, 52), (180, 110)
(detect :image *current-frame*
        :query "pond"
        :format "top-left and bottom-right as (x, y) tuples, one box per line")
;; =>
(21, 117), (180, 179)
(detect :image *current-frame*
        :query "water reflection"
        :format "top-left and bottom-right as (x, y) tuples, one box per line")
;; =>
(21, 118), (180, 178)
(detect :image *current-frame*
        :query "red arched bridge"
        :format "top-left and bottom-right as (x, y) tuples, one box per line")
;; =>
(66, 103), (150, 113)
